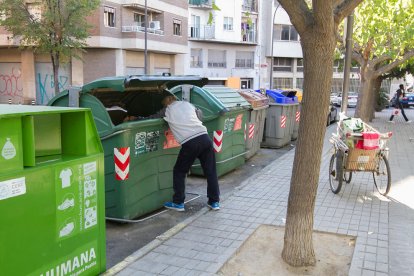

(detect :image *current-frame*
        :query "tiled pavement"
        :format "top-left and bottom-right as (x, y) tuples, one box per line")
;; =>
(106, 108), (414, 276)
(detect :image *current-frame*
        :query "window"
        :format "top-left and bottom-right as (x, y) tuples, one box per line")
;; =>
(297, 58), (304, 72)
(208, 50), (226, 68)
(273, 24), (299, 41)
(173, 19), (182, 36)
(27, 3), (41, 21)
(296, 78), (304, 89)
(241, 79), (253, 89)
(224, 17), (233, 31)
(235, 51), (254, 68)
(104, 6), (115, 27)
(190, 15), (201, 38)
(134, 13), (145, 27)
(273, 78), (293, 89)
(273, 57), (292, 72)
(190, 48), (203, 68)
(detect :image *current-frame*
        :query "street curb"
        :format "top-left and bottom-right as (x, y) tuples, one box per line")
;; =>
(102, 206), (210, 275)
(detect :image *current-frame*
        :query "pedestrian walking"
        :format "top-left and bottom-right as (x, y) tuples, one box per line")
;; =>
(161, 95), (220, 211)
(389, 84), (411, 123)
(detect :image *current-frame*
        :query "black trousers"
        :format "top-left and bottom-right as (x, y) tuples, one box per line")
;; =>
(389, 101), (409, 121)
(173, 134), (220, 204)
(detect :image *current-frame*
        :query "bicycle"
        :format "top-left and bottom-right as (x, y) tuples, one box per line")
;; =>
(328, 116), (392, 195)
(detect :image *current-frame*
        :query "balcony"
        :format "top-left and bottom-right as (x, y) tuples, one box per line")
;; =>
(242, 0), (257, 13)
(188, 25), (215, 40)
(122, 25), (164, 35)
(188, 0), (213, 9)
(241, 30), (256, 43)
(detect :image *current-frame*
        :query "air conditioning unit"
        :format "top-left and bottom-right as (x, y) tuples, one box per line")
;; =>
(149, 21), (161, 30)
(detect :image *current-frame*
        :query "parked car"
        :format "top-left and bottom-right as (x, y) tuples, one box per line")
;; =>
(327, 103), (338, 126)
(330, 93), (339, 105)
(401, 93), (414, 108)
(390, 93), (414, 108)
(337, 92), (358, 107)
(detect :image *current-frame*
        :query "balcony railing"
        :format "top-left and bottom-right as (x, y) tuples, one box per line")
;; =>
(188, 0), (212, 9)
(122, 25), (164, 35)
(188, 25), (215, 40)
(241, 30), (256, 43)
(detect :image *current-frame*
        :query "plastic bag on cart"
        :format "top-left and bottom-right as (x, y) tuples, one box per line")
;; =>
(341, 117), (364, 148)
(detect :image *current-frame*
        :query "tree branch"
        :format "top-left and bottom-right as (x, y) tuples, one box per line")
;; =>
(278, 0), (313, 34)
(374, 50), (414, 77)
(371, 54), (393, 67)
(334, 0), (363, 25)
(352, 51), (364, 64)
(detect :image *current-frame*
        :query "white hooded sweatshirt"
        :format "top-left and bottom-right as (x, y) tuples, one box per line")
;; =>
(164, 101), (207, 144)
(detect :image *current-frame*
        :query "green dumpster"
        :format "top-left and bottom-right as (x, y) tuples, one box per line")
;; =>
(171, 85), (250, 177)
(49, 75), (208, 220)
(0, 105), (106, 276)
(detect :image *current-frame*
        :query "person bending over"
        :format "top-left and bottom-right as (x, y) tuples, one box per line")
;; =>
(162, 95), (220, 211)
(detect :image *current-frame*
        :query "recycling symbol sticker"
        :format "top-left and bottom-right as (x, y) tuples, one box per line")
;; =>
(2, 138), (16, 160)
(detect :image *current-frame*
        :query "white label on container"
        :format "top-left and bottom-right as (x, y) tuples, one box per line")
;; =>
(357, 156), (370, 163)
(0, 177), (26, 201)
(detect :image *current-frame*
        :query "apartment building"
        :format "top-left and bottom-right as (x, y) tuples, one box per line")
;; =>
(186, 0), (260, 89)
(0, 0), (189, 104)
(261, 1), (364, 93)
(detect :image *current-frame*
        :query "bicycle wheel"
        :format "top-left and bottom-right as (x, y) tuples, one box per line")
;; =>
(329, 152), (343, 194)
(373, 154), (391, 196)
(344, 171), (352, 184)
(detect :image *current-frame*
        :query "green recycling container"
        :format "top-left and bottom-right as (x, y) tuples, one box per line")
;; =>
(171, 85), (250, 177)
(49, 76), (208, 220)
(0, 105), (106, 276)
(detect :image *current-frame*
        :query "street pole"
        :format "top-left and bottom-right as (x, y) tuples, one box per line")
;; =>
(144, 0), (148, 74)
(269, 3), (280, 90)
(341, 13), (354, 114)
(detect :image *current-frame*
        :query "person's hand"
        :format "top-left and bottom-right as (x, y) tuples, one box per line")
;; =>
(123, 115), (138, 122)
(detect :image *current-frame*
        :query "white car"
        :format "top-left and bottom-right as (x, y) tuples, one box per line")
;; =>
(337, 92), (358, 108)
(330, 93), (339, 105)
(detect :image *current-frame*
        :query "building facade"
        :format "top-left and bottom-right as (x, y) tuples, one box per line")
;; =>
(0, 0), (189, 104)
(186, 0), (260, 89)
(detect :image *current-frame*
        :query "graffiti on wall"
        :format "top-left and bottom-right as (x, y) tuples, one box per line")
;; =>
(0, 63), (23, 103)
(35, 63), (71, 105)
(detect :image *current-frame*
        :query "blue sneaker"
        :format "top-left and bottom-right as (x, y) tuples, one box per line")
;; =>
(164, 202), (185, 212)
(207, 202), (220, 211)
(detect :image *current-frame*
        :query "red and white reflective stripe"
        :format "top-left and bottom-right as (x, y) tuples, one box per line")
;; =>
(295, 111), (300, 122)
(114, 147), (130, 180)
(248, 123), (255, 139)
(244, 123), (247, 141)
(280, 115), (287, 128)
(213, 130), (223, 153)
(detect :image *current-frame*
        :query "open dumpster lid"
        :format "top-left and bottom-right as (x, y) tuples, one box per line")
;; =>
(81, 75), (209, 93)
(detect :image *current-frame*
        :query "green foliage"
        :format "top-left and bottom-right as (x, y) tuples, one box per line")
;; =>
(0, 0), (100, 60)
(354, 0), (414, 60)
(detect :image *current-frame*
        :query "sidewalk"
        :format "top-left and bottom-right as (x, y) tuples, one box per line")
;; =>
(106, 109), (414, 276)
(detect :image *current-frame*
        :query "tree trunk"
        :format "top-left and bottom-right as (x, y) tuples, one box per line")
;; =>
(373, 77), (383, 112)
(51, 53), (60, 96)
(282, 34), (335, 267)
(355, 65), (376, 122)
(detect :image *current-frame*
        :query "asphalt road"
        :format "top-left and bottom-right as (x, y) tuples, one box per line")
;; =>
(105, 145), (295, 268)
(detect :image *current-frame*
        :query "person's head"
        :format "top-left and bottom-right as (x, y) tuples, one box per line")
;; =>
(400, 84), (405, 90)
(162, 95), (176, 107)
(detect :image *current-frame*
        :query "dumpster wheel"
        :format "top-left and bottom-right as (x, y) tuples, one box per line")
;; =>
(105, 192), (201, 223)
